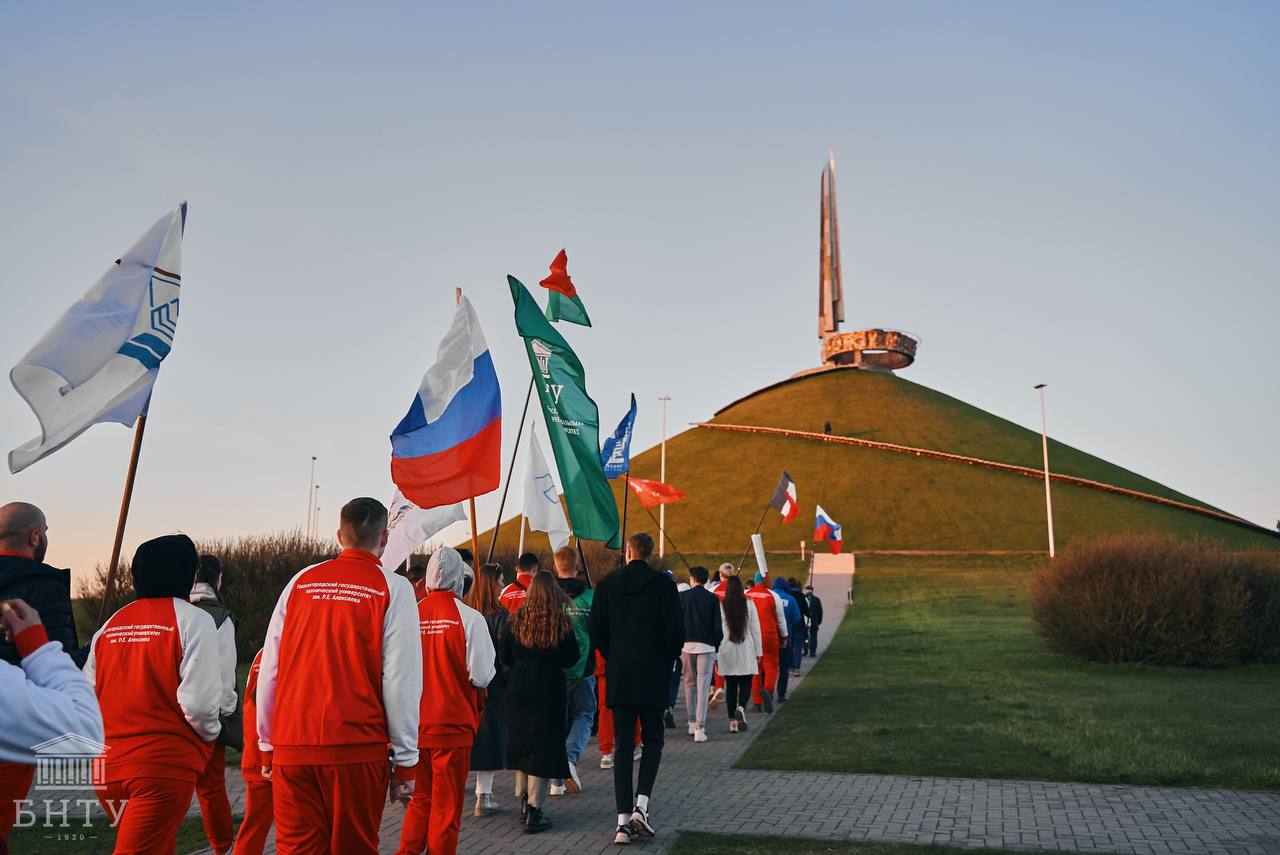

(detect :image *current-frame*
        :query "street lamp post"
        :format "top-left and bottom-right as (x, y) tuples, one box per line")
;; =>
(658, 394), (671, 559)
(1035, 384), (1056, 558)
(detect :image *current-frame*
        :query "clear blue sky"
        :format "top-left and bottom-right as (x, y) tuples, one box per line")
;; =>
(2, 2), (1277, 584)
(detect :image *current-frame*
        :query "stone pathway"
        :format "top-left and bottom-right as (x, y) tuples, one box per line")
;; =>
(184, 563), (1280, 854)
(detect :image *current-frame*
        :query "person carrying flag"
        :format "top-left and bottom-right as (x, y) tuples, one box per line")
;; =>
(256, 498), (422, 855)
(745, 571), (788, 712)
(396, 547), (495, 855)
(499, 553), (540, 613)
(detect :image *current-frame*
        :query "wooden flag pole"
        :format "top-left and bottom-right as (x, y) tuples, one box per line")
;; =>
(486, 376), (535, 562)
(98, 414), (149, 625)
(468, 498), (481, 575)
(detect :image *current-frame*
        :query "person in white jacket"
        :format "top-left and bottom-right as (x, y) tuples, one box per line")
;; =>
(715, 576), (762, 733)
(0, 599), (104, 855)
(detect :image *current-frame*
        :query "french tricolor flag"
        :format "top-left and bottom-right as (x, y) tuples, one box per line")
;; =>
(390, 296), (501, 509)
(814, 505), (843, 554)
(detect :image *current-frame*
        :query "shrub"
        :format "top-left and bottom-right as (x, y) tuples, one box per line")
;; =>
(1031, 535), (1280, 667)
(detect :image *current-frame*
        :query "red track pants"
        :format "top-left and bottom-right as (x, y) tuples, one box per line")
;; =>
(195, 744), (233, 853)
(596, 672), (640, 757)
(98, 777), (195, 855)
(751, 638), (781, 704)
(272, 761), (388, 855)
(232, 776), (273, 855)
(395, 745), (470, 855)
(0, 762), (34, 855)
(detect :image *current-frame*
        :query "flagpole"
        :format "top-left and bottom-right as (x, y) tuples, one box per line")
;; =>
(736, 503), (772, 570)
(618, 472), (630, 566)
(487, 376), (535, 562)
(306, 456), (316, 538)
(576, 536), (592, 587)
(98, 413), (148, 624)
(517, 515), (526, 556)
(642, 504), (691, 571)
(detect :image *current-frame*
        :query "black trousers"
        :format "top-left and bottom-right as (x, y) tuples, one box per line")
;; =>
(610, 705), (665, 813)
(807, 627), (820, 656)
(776, 644), (791, 699)
(724, 675), (752, 717)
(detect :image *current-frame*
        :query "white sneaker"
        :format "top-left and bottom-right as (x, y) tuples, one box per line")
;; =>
(549, 782), (566, 796)
(729, 719), (739, 733)
(566, 762), (582, 794)
(614, 823), (636, 845)
(630, 806), (656, 838)
(687, 721), (697, 735)
(633, 746), (643, 761)
(709, 687), (725, 710)
(693, 727), (708, 743)
(600, 753), (614, 770)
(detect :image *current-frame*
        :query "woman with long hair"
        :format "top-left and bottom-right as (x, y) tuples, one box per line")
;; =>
(466, 563), (508, 818)
(715, 574), (762, 733)
(499, 572), (579, 834)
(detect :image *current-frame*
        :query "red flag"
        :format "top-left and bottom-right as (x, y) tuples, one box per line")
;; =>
(628, 477), (687, 509)
(538, 249), (577, 298)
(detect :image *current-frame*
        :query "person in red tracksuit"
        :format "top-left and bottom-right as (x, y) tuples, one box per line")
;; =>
(395, 547), (495, 855)
(498, 552), (539, 613)
(594, 651), (640, 770)
(233, 649), (272, 855)
(745, 571), (788, 712)
(83, 535), (223, 855)
(256, 498), (422, 855)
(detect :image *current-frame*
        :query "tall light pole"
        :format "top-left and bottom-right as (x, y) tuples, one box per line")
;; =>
(1035, 384), (1056, 558)
(306, 456), (317, 538)
(658, 394), (671, 559)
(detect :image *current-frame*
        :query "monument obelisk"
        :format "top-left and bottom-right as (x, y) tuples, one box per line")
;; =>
(817, 152), (919, 371)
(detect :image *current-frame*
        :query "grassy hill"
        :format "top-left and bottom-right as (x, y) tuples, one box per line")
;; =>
(484, 367), (1278, 556)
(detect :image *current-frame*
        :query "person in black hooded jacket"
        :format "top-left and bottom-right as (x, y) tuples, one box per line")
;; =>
(0, 503), (80, 667)
(587, 532), (683, 845)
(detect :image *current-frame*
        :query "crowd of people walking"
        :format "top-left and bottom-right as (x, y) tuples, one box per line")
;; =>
(0, 497), (824, 855)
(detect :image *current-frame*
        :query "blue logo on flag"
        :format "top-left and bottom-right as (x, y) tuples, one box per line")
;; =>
(600, 393), (637, 480)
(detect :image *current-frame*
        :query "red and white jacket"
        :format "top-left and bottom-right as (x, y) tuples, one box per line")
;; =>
(82, 597), (222, 782)
(240, 649), (265, 782)
(417, 591), (495, 747)
(256, 549), (422, 775)
(745, 583), (789, 647)
(498, 572), (534, 613)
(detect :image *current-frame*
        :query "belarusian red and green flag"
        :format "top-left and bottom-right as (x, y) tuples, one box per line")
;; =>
(539, 249), (591, 327)
(509, 275), (620, 548)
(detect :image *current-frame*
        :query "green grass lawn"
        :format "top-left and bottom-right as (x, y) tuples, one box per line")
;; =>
(9, 812), (223, 855)
(671, 832), (1034, 855)
(739, 554), (1280, 789)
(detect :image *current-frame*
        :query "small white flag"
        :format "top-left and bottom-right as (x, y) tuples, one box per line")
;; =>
(9, 204), (187, 473)
(524, 425), (571, 551)
(381, 489), (467, 573)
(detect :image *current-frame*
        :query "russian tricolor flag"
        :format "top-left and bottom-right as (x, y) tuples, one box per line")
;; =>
(390, 296), (501, 509)
(814, 505), (843, 554)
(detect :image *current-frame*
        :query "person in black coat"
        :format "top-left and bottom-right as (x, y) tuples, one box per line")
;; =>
(803, 584), (824, 657)
(500, 572), (580, 835)
(467, 563), (509, 818)
(587, 532), (683, 845)
(0, 503), (81, 667)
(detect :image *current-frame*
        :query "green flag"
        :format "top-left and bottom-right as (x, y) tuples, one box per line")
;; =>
(545, 289), (592, 327)
(509, 276), (620, 548)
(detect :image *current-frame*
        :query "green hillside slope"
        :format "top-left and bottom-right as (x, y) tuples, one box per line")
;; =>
(482, 368), (1277, 556)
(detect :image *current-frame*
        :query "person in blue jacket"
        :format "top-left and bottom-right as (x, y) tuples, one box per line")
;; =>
(770, 577), (802, 702)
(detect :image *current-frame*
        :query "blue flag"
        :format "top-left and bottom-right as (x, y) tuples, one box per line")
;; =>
(600, 393), (637, 479)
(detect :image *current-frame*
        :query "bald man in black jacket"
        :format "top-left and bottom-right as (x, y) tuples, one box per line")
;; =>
(0, 503), (81, 667)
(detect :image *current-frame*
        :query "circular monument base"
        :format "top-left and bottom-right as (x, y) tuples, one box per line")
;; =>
(821, 328), (919, 371)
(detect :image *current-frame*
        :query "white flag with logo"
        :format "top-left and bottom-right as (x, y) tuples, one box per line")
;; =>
(381, 488), (467, 573)
(524, 425), (571, 551)
(9, 204), (187, 473)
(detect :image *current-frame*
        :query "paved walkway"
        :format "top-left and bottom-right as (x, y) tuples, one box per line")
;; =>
(184, 564), (1280, 854)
